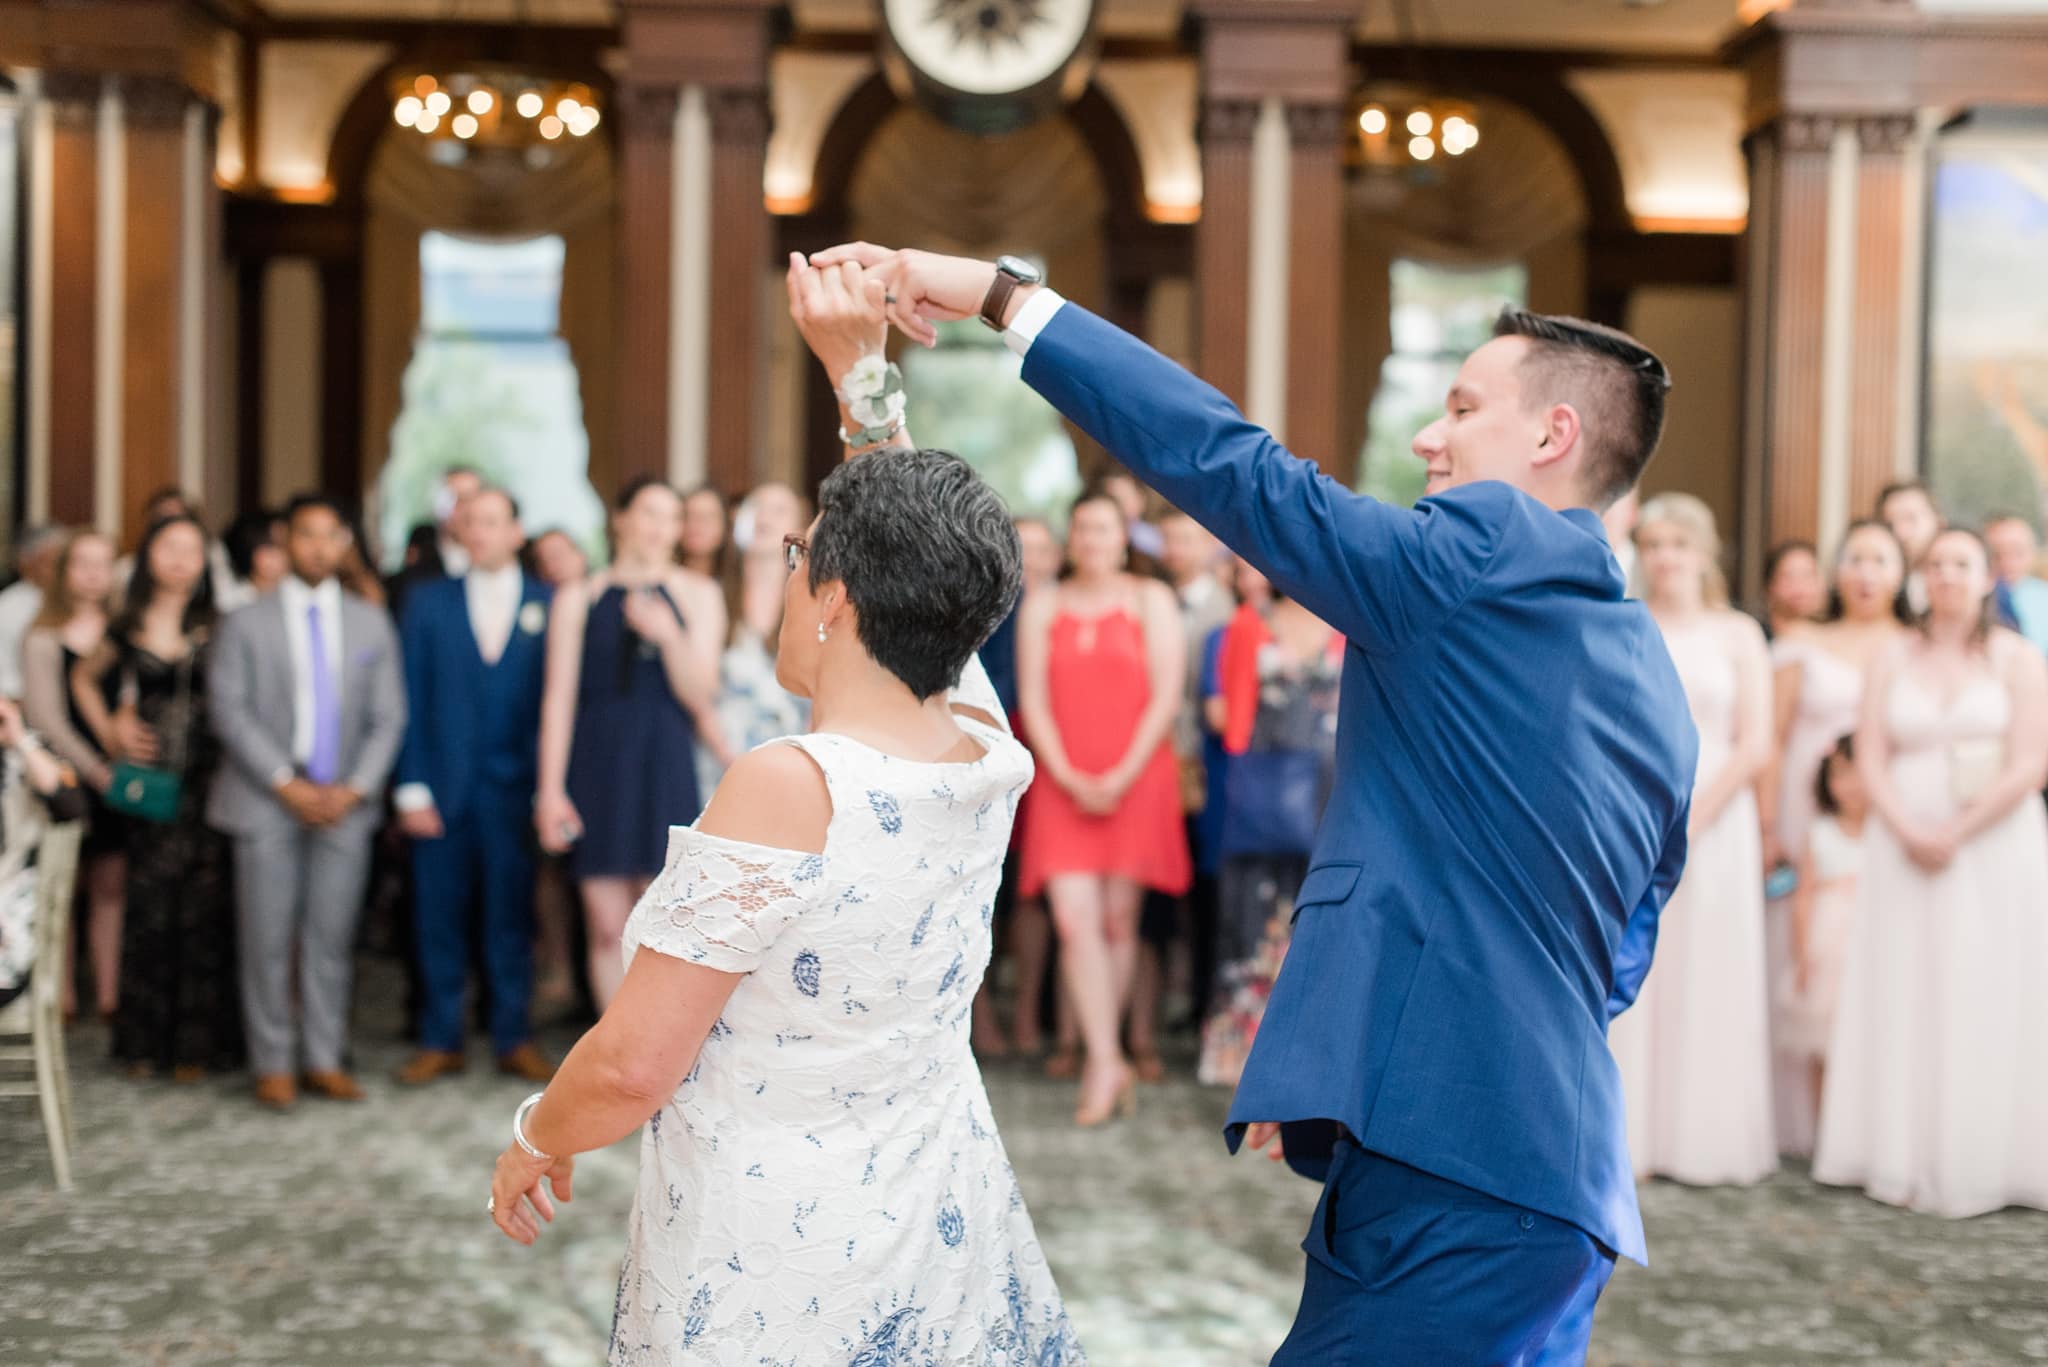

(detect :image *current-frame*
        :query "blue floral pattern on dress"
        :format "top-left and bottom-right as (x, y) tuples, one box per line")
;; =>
(867, 790), (904, 835)
(610, 656), (1078, 1365)
(792, 949), (822, 998)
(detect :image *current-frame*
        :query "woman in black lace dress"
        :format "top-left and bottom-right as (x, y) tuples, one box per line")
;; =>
(74, 515), (242, 1079)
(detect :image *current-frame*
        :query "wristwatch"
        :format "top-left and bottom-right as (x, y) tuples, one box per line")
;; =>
(979, 255), (1044, 332)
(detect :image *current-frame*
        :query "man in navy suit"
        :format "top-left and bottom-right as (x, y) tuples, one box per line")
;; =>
(809, 245), (1699, 1363)
(393, 487), (557, 1085)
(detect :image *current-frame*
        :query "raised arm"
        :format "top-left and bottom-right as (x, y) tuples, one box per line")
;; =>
(808, 245), (1504, 652)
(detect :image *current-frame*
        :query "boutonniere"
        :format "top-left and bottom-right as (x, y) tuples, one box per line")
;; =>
(519, 602), (547, 636)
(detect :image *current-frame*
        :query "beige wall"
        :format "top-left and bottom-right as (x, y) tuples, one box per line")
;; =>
(1628, 285), (1744, 546)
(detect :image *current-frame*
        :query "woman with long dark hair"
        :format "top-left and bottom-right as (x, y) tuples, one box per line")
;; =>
(534, 477), (726, 1009)
(72, 515), (241, 1079)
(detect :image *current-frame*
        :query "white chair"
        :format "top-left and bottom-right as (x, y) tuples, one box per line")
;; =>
(0, 820), (87, 1189)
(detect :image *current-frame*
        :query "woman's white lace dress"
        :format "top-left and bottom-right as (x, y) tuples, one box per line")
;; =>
(609, 667), (1085, 1365)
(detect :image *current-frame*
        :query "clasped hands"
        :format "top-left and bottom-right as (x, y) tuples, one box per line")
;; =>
(276, 777), (362, 828)
(786, 244), (1017, 379)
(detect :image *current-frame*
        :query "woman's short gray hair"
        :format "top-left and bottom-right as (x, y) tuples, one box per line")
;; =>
(809, 449), (1022, 700)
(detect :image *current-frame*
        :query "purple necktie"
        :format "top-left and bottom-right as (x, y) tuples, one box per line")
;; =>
(305, 601), (341, 785)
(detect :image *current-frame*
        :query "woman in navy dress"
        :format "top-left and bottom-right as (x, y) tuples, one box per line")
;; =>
(536, 477), (727, 1008)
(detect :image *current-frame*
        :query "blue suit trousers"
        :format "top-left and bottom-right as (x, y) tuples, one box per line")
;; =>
(411, 782), (537, 1056)
(1272, 1140), (1616, 1366)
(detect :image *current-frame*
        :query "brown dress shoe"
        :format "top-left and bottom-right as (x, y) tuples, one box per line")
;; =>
(300, 1069), (366, 1101)
(394, 1049), (469, 1086)
(254, 1073), (298, 1110)
(496, 1043), (558, 1083)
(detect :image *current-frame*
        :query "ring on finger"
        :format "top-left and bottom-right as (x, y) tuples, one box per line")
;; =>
(884, 293), (897, 305)
(487, 1194), (496, 1215)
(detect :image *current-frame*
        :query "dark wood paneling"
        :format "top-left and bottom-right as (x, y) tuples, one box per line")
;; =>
(1287, 103), (1346, 476)
(123, 93), (185, 546)
(235, 256), (265, 516)
(319, 257), (363, 507)
(46, 84), (98, 528)
(615, 81), (677, 488)
(1194, 98), (1254, 409)
(706, 88), (770, 496)
(224, 197), (361, 260)
(1764, 117), (1833, 548)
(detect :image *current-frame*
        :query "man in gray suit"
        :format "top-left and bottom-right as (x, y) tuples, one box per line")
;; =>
(210, 494), (407, 1110)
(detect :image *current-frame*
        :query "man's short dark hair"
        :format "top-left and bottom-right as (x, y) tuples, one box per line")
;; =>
(809, 448), (1022, 701)
(1493, 308), (1671, 509)
(284, 493), (347, 527)
(222, 509), (281, 579)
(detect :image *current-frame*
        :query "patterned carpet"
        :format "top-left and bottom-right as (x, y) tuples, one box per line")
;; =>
(3, 959), (2044, 1365)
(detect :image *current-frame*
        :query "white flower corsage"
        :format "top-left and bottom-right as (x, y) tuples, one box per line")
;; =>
(836, 353), (908, 448)
(519, 601), (547, 636)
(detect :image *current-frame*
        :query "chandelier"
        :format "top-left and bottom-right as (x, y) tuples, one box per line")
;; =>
(1351, 91), (1479, 169)
(392, 71), (601, 147)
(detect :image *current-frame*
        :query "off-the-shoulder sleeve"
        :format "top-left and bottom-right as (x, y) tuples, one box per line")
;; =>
(1769, 634), (1809, 671)
(632, 827), (822, 973)
(949, 653), (1012, 735)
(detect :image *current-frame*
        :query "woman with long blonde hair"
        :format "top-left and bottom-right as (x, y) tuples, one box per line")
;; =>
(1609, 493), (1778, 1184)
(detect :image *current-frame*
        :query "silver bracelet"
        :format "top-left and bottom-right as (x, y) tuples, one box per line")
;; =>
(837, 416), (906, 450)
(512, 1091), (552, 1160)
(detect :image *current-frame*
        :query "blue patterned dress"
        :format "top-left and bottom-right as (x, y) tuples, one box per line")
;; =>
(611, 662), (1084, 1365)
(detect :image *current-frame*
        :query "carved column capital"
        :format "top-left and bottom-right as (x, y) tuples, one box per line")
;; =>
(1285, 102), (1351, 148)
(619, 81), (681, 136)
(1856, 114), (1916, 155)
(1201, 97), (1261, 147)
(1779, 113), (1839, 155)
(708, 87), (771, 146)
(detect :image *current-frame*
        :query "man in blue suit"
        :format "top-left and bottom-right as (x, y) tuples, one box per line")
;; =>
(810, 244), (1699, 1363)
(393, 487), (558, 1085)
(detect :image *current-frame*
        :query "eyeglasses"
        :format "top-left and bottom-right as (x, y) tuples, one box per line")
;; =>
(782, 532), (809, 575)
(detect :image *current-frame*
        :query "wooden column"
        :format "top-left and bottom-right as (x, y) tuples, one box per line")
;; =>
(705, 87), (770, 496)
(1753, 115), (1835, 549)
(1847, 114), (1914, 520)
(1195, 97), (1255, 410)
(617, 80), (680, 487)
(45, 74), (100, 528)
(121, 78), (186, 537)
(1285, 102), (1347, 475)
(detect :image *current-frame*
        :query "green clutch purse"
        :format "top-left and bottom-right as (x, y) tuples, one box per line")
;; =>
(105, 762), (182, 824)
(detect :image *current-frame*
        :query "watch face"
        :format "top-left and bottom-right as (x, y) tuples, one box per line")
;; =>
(883, 0), (1095, 98)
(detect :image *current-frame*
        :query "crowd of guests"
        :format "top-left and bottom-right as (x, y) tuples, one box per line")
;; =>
(0, 454), (2040, 1220)
(1610, 479), (2048, 1220)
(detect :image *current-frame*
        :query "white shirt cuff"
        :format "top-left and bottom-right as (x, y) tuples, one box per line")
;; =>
(1002, 288), (1067, 358)
(393, 783), (436, 814)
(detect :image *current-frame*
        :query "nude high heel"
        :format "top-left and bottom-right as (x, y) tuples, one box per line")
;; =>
(1074, 1064), (1138, 1128)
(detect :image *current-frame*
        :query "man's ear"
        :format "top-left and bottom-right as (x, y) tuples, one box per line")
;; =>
(1535, 403), (1583, 471)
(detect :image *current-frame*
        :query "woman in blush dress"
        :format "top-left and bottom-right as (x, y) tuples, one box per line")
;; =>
(488, 259), (1083, 1363)
(1761, 519), (1910, 1154)
(1815, 528), (2048, 1217)
(1609, 494), (1777, 1185)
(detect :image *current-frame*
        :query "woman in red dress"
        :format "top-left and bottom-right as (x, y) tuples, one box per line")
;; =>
(1018, 488), (1191, 1126)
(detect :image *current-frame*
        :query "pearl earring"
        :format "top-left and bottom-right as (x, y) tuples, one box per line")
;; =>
(817, 621), (829, 644)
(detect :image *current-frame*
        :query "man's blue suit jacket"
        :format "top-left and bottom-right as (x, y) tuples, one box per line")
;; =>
(1022, 304), (1698, 1264)
(394, 573), (551, 824)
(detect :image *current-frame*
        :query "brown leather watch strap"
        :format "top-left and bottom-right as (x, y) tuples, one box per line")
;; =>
(979, 270), (1022, 332)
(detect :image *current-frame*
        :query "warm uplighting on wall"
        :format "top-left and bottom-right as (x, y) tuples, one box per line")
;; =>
(392, 73), (601, 150)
